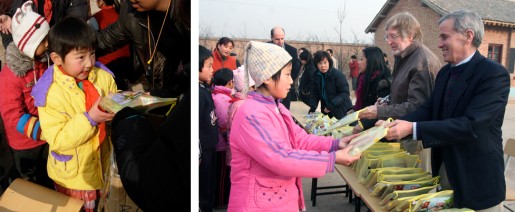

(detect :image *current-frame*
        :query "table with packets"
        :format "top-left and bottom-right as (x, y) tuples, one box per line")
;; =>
(289, 102), (459, 212)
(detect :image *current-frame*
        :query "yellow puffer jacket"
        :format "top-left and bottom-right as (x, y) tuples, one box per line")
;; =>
(32, 63), (117, 190)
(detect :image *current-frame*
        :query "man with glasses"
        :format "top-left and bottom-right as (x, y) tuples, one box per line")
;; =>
(384, 10), (508, 211)
(358, 12), (441, 172)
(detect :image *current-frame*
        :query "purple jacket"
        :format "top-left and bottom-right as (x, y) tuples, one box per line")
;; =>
(229, 92), (338, 211)
(212, 86), (233, 151)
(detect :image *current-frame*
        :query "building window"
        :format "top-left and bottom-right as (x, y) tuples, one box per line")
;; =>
(488, 44), (502, 63)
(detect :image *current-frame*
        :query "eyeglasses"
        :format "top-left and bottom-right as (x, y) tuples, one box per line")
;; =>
(384, 33), (401, 41)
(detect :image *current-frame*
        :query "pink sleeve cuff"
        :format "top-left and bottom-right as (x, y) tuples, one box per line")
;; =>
(326, 152), (336, 173)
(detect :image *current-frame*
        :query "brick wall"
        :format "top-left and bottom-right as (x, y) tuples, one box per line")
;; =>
(200, 38), (367, 75)
(373, 0), (443, 66)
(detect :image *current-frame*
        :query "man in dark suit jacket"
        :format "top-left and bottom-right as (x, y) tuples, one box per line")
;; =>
(384, 10), (508, 210)
(269, 26), (300, 109)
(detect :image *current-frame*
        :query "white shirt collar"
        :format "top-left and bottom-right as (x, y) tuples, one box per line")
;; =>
(454, 52), (475, 67)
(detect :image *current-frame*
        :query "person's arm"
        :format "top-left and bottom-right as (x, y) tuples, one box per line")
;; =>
(413, 63), (509, 147)
(0, 75), (41, 140)
(38, 102), (98, 152)
(309, 75), (320, 113)
(96, 0), (133, 55)
(235, 112), (336, 177)
(377, 68), (434, 119)
(330, 71), (352, 112)
(286, 112), (338, 152)
(64, 0), (88, 21)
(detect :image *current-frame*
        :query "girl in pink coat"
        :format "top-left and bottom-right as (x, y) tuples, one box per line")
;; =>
(228, 41), (361, 212)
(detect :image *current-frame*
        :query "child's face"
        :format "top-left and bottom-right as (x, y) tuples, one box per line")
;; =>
(34, 38), (48, 58)
(200, 57), (213, 84)
(52, 48), (95, 80)
(264, 63), (292, 99)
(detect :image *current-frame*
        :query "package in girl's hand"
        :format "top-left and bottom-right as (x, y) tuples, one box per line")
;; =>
(100, 91), (177, 113)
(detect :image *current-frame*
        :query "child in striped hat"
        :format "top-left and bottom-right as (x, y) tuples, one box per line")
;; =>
(0, 1), (52, 188)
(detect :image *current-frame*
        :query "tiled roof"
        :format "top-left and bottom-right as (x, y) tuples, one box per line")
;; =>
(366, 0), (515, 33)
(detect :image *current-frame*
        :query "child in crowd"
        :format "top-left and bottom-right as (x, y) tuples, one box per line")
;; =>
(31, 17), (117, 211)
(228, 41), (361, 211)
(199, 45), (218, 212)
(225, 65), (255, 166)
(211, 68), (234, 207)
(0, 1), (52, 188)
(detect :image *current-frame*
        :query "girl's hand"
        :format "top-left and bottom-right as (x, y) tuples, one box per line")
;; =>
(338, 134), (360, 149)
(88, 97), (115, 123)
(335, 145), (361, 166)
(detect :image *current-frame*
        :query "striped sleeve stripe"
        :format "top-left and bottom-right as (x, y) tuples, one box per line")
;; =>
(25, 117), (36, 138)
(16, 114), (42, 141)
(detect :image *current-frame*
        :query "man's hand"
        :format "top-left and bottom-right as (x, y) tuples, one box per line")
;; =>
(359, 105), (377, 119)
(335, 145), (361, 166)
(352, 124), (363, 134)
(385, 120), (413, 140)
(323, 108), (331, 113)
(0, 15), (12, 34)
(338, 134), (360, 149)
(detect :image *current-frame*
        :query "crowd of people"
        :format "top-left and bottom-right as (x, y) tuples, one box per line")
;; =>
(0, 0), (191, 211)
(199, 9), (509, 212)
(0, 1), (509, 212)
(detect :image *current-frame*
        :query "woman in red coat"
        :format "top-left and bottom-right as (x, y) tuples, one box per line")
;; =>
(212, 37), (237, 73)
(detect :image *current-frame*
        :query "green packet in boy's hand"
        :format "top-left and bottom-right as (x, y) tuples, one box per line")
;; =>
(99, 91), (177, 113)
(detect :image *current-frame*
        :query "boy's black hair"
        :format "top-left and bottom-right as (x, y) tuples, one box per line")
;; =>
(213, 68), (234, 86)
(48, 17), (97, 58)
(199, 45), (212, 72)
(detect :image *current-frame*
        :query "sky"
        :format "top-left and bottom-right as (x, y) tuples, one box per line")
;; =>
(199, 0), (387, 44)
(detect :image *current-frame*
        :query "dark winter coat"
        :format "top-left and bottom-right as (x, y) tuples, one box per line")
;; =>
(97, 0), (191, 98)
(309, 67), (352, 119)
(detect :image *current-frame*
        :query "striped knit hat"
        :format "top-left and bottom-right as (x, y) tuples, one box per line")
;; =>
(242, 41), (292, 95)
(11, 1), (49, 59)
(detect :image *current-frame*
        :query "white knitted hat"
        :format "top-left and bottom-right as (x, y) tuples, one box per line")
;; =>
(243, 41), (292, 95)
(11, 1), (49, 59)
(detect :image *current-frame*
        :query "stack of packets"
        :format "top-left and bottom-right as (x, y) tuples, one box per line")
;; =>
(350, 142), (470, 211)
(99, 91), (177, 113)
(303, 112), (354, 138)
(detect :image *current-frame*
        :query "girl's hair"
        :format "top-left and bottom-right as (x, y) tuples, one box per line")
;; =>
(216, 37), (234, 50)
(313, 51), (333, 68)
(257, 61), (292, 90)
(361, 47), (391, 104)
(48, 17), (97, 58)
(299, 50), (312, 64)
(213, 68), (234, 86)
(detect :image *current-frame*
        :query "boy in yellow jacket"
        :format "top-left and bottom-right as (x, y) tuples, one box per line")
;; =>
(31, 17), (117, 211)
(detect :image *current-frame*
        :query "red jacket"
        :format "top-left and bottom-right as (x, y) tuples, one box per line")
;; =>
(0, 44), (47, 150)
(212, 49), (237, 73)
(349, 59), (359, 78)
(94, 5), (130, 65)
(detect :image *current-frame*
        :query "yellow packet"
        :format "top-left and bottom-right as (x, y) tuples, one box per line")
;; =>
(348, 118), (393, 156)
(316, 109), (365, 135)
